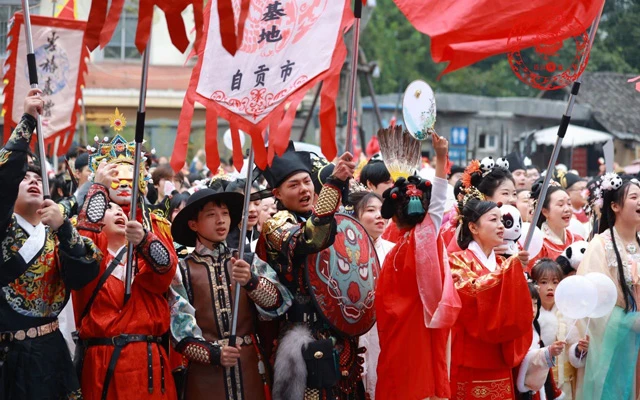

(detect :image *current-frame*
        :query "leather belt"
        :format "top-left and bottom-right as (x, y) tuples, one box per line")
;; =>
(85, 334), (165, 400)
(0, 320), (59, 342)
(285, 300), (319, 323)
(215, 335), (253, 347)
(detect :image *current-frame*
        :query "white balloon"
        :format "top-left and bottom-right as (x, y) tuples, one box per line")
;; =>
(518, 223), (544, 258)
(555, 275), (598, 320)
(568, 218), (587, 239)
(585, 272), (618, 318)
(223, 128), (246, 151)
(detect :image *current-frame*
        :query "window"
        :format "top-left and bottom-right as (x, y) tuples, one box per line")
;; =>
(0, 4), (21, 59)
(478, 133), (498, 150)
(103, 5), (141, 61)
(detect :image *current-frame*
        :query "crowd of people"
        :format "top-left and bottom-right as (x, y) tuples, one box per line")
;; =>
(2, 89), (639, 400)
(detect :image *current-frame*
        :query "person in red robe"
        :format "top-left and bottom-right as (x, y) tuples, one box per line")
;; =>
(529, 184), (583, 268)
(449, 196), (533, 400)
(375, 132), (461, 400)
(74, 136), (178, 400)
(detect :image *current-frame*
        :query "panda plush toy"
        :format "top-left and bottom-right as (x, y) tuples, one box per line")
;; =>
(556, 240), (588, 276)
(500, 205), (522, 256)
(479, 156), (495, 173)
(495, 157), (510, 170)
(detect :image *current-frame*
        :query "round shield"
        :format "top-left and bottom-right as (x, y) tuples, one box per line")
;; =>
(306, 214), (381, 337)
(402, 80), (436, 141)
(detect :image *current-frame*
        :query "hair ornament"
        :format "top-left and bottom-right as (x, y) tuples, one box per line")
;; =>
(600, 172), (623, 192)
(461, 160), (481, 189)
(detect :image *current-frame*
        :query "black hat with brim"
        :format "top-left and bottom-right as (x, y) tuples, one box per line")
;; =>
(171, 188), (244, 247)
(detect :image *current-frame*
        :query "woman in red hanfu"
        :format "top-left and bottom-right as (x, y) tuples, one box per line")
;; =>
(449, 195), (533, 400)
(529, 180), (583, 269)
(375, 132), (462, 400)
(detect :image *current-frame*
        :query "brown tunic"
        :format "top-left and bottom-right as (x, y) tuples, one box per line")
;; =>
(183, 255), (268, 400)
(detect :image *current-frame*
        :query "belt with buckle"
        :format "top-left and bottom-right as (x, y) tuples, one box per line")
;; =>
(216, 335), (253, 347)
(84, 334), (166, 400)
(0, 320), (59, 342)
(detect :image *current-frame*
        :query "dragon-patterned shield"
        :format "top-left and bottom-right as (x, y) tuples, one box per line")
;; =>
(306, 213), (381, 337)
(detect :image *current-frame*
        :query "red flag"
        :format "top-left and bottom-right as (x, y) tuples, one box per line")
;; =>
(393, 0), (604, 75)
(85, 0), (201, 54)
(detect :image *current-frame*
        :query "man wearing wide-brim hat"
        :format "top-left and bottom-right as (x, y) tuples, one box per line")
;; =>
(168, 185), (292, 400)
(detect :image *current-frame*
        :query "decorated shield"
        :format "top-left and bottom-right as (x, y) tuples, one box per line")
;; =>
(402, 80), (436, 141)
(306, 213), (381, 337)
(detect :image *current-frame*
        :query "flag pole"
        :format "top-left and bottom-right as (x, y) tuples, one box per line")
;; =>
(345, 0), (362, 154)
(229, 146), (255, 347)
(80, 86), (88, 146)
(21, 0), (50, 198)
(124, 36), (152, 305)
(524, 5), (604, 250)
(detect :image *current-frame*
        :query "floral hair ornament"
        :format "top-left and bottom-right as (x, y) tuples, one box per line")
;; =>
(600, 172), (623, 192)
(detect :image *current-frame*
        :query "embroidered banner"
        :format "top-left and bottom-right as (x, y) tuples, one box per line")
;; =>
(170, 0), (353, 172)
(2, 13), (89, 156)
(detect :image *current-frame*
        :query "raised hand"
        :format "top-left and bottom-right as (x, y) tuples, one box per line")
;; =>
(38, 199), (64, 231)
(24, 89), (44, 119)
(332, 152), (356, 182)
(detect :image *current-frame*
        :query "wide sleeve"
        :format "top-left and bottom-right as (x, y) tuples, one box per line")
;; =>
(427, 177), (448, 232)
(243, 254), (294, 319)
(0, 114), (36, 242)
(413, 216), (461, 329)
(517, 333), (554, 394)
(55, 219), (103, 290)
(577, 235), (626, 307)
(450, 253), (533, 344)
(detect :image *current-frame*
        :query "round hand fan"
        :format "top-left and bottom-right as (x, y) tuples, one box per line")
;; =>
(402, 80), (436, 141)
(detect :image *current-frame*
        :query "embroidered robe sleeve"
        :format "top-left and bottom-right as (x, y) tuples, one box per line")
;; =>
(263, 177), (346, 270)
(0, 116), (36, 282)
(133, 215), (178, 294)
(55, 218), (102, 290)
(449, 252), (533, 366)
(243, 254), (294, 319)
(0, 114), (36, 244)
(169, 263), (223, 366)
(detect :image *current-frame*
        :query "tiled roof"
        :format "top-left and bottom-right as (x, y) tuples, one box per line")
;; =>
(575, 72), (640, 138)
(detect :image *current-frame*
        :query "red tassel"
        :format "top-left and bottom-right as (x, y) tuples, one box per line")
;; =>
(205, 107), (221, 173)
(230, 123), (244, 172)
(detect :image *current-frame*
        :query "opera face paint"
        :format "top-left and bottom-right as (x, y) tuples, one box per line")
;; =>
(109, 163), (135, 205)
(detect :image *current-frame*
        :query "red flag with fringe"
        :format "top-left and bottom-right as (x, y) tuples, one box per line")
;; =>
(170, 0), (353, 172)
(2, 13), (89, 157)
(84, 0), (204, 55)
(393, 0), (604, 75)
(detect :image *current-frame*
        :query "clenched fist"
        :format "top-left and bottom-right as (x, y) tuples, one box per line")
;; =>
(24, 89), (44, 119)
(38, 199), (64, 231)
(331, 152), (356, 182)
